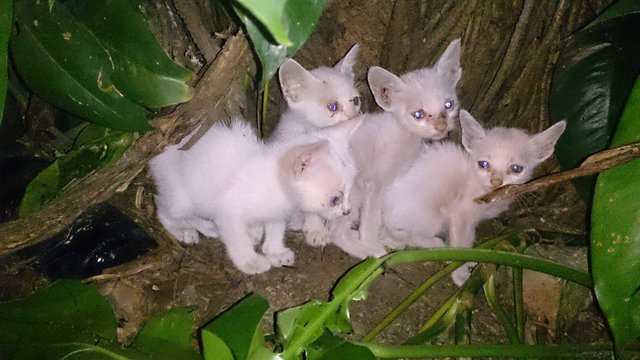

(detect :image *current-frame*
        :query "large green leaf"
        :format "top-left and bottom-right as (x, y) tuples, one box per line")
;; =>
(130, 307), (199, 360)
(0, 0), (10, 125)
(201, 293), (276, 360)
(548, 0), (640, 198)
(19, 124), (133, 216)
(234, 0), (290, 46)
(591, 76), (640, 356)
(11, 0), (151, 131)
(0, 280), (119, 359)
(306, 331), (375, 360)
(235, 0), (330, 84)
(65, 0), (194, 108)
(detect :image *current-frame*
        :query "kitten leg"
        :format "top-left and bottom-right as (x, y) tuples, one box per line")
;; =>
(358, 184), (386, 251)
(330, 218), (387, 259)
(157, 208), (199, 244)
(262, 221), (295, 267)
(302, 214), (328, 247)
(217, 217), (271, 274)
(188, 217), (219, 238)
(448, 215), (477, 286)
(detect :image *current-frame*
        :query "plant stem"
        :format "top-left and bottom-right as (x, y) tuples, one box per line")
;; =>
(384, 249), (592, 288)
(260, 80), (269, 137)
(362, 235), (506, 341)
(357, 343), (634, 358)
(514, 245), (526, 343)
(484, 275), (520, 344)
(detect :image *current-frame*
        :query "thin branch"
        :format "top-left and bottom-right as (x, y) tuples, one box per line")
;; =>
(475, 142), (640, 204)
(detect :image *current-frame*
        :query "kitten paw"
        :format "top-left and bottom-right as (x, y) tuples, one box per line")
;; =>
(236, 255), (272, 274)
(451, 262), (476, 287)
(268, 248), (295, 267)
(304, 228), (328, 247)
(176, 229), (199, 244)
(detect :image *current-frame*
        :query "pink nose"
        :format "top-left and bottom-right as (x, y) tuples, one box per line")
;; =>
(490, 177), (503, 188)
(434, 120), (447, 132)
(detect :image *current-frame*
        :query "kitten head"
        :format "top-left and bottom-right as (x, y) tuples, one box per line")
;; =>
(278, 44), (361, 128)
(460, 110), (566, 191)
(368, 38), (462, 140)
(280, 119), (360, 219)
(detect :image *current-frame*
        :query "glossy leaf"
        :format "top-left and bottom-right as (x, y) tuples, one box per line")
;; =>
(235, 0), (329, 84)
(0, 0), (10, 125)
(591, 76), (640, 355)
(0, 280), (118, 359)
(306, 331), (375, 360)
(131, 307), (199, 359)
(11, 0), (151, 131)
(65, 0), (194, 108)
(19, 124), (133, 216)
(201, 293), (275, 360)
(548, 0), (640, 198)
(234, 0), (290, 46)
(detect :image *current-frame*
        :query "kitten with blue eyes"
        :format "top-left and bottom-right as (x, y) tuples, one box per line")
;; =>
(328, 38), (463, 258)
(268, 44), (362, 247)
(270, 44), (361, 141)
(382, 110), (566, 285)
(149, 118), (360, 275)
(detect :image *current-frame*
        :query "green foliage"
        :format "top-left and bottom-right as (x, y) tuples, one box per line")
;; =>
(0, 0), (10, 125)
(591, 76), (640, 356)
(18, 124), (134, 216)
(548, 0), (640, 198)
(201, 293), (275, 360)
(0, 280), (199, 360)
(10, 0), (193, 132)
(233, 0), (330, 85)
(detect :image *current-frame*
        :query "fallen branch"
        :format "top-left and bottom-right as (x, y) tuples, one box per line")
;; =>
(475, 142), (640, 204)
(0, 34), (253, 256)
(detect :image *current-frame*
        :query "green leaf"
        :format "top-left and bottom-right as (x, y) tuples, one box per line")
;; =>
(19, 124), (133, 216)
(548, 0), (640, 198)
(201, 293), (275, 360)
(11, 0), (151, 131)
(234, 0), (290, 46)
(64, 0), (193, 108)
(306, 331), (375, 360)
(130, 308), (199, 359)
(235, 0), (330, 85)
(0, 280), (119, 359)
(202, 330), (235, 360)
(591, 76), (640, 355)
(0, 0), (11, 125)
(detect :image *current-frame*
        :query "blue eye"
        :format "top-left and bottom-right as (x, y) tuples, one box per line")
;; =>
(328, 102), (339, 112)
(412, 109), (424, 120)
(444, 100), (454, 109)
(478, 160), (490, 169)
(330, 195), (341, 206)
(510, 164), (524, 173)
(350, 97), (360, 106)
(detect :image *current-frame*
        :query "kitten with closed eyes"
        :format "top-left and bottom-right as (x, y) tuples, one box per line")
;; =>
(382, 110), (567, 285)
(149, 118), (359, 275)
(328, 38), (463, 259)
(270, 45), (362, 246)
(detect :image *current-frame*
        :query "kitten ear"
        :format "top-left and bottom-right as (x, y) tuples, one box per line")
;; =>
(368, 66), (405, 111)
(279, 59), (320, 104)
(435, 38), (462, 86)
(459, 110), (486, 152)
(529, 120), (566, 162)
(334, 44), (360, 79)
(282, 140), (330, 178)
(319, 118), (362, 145)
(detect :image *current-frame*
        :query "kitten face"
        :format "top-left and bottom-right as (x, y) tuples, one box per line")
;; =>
(279, 44), (361, 128)
(368, 39), (462, 140)
(280, 119), (361, 220)
(460, 110), (566, 190)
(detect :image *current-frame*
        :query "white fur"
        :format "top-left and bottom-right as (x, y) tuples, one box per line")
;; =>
(149, 118), (359, 274)
(270, 44), (362, 141)
(328, 39), (463, 259)
(382, 110), (566, 285)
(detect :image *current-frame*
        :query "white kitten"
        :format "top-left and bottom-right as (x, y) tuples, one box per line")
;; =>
(269, 45), (361, 247)
(149, 118), (359, 275)
(329, 39), (463, 259)
(270, 44), (361, 141)
(382, 110), (567, 285)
